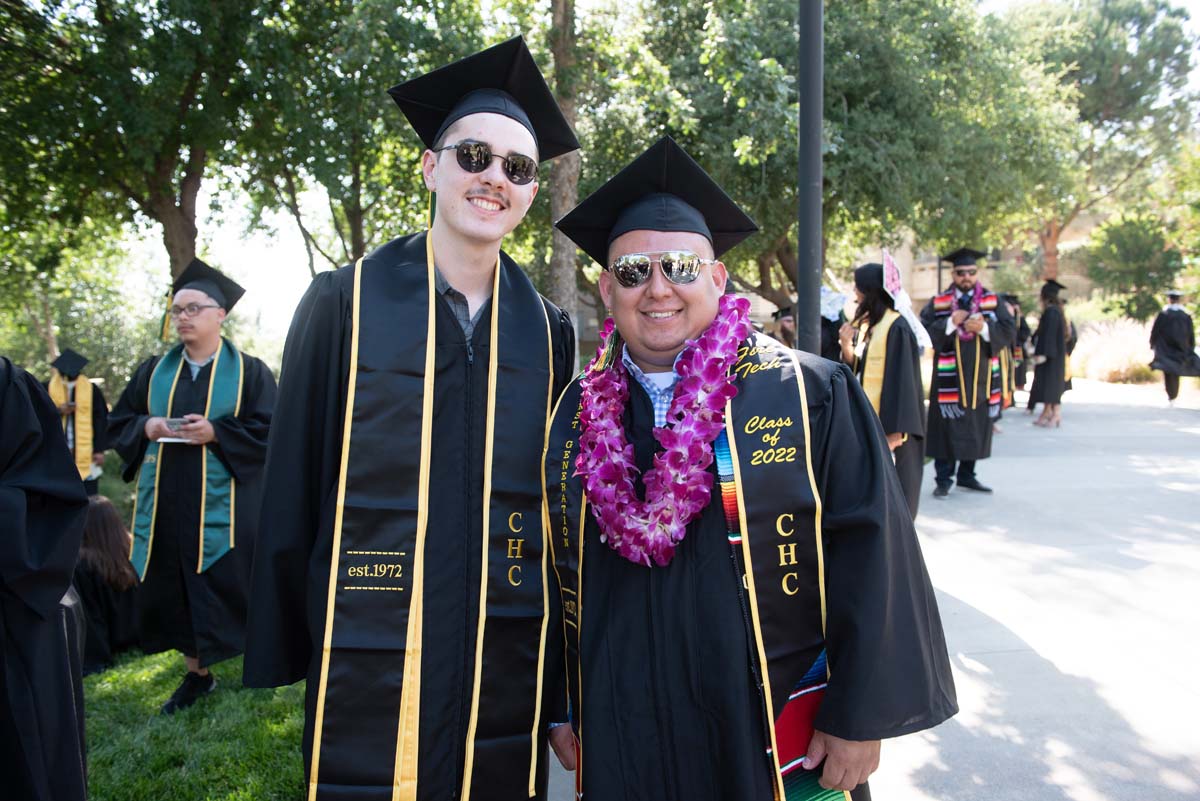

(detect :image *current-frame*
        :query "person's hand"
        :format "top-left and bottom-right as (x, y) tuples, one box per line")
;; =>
(963, 316), (984, 334)
(144, 417), (173, 441)
(838, 322), (855, 345)
(1032, 355), (1047, 365)
(950, 309), (969, 326)
(549, 724), (577, 771)
(803, 730), (881, 791)
(92, 451), (106, 466)
(885, 432), (904, 451)
(180, 414), (217, 445)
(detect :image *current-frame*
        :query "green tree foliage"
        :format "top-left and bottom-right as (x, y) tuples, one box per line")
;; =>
(0, 0), (274, 276)
(1086, 213), (1184, 320)
(1020, 0), (1196, 277)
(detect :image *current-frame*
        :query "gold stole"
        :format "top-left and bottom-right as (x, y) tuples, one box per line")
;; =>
(857, 310), (899, 415)
(48, 369), (93, 479)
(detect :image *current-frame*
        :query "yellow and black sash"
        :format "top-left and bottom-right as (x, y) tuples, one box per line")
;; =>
(546, 335), (845, 801)
(48, 369), (94, 480)
(130, 340), (244, 580)
(853, 310), (900, 416)
(308, 232), (554, 801)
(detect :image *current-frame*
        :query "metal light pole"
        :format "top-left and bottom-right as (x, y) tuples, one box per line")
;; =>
(794, 0), (823, 354)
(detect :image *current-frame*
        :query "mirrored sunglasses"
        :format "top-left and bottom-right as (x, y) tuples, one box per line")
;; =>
(436, 141), (538, 185)
(608, 251), (715, 289)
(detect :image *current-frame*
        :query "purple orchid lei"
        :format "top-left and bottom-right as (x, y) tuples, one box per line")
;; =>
(575, 294), (753, 567)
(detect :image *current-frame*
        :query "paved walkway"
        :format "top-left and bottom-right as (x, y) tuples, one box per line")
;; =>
(549, 378), (1200, 800)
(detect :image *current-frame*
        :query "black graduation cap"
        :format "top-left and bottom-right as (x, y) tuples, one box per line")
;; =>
(1002, 293), (1022, 307)
(555, 136), (759, 266)
(1042, 278), (1067, 295)
(51, 348), (88, 378)
(173, 258), (245, 312)
(854, 263), (885, 292)
(1167, 288), (1183, 298)
(771, 304), (794, 321)
(941, 247), (987, 267)
(387, 36), (579, 162)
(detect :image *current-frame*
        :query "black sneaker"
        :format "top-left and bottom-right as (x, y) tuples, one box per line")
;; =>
(932, 484), (951, 499)
(956, 477), (993, 493)
(160, 671), (217, 715)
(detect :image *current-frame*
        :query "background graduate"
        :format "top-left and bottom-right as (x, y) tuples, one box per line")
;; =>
(1028, 280), (1071, 427)
(1149, 289), (1200, 405)
(839, 259), (926, 519)
(0, 356), (89, 801)
(547, 137), (956, 801)
(45, 347), (109, 495)
(107, 259), (276, 713)
(919, 248), (1015, 497)
(243, 37), (579, 801)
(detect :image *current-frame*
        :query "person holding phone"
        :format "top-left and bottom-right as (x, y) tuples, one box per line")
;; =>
(107, 259), (276, 714)
(919, 248), (1016, 498)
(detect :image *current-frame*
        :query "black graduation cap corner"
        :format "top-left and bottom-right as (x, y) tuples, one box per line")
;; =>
(941, 247), (987, 267)
(555, 136), (759, 267)
(387, 36), (579, 162)
(172, 258), (246, 312)
(51, 348), (89, 378)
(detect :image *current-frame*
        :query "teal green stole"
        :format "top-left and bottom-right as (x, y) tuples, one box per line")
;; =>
(130, 339), (244, 580)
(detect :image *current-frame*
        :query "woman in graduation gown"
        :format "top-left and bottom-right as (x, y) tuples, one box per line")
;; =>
(107, 259), (276, 710)
(1028, 281), (1070, 427)
(839, 263), (926, 519)
(0, 356), (89, 801)
(74, 495), (141, 674)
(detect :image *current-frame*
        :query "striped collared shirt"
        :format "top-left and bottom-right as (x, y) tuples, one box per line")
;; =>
(622, 346), (681, 428)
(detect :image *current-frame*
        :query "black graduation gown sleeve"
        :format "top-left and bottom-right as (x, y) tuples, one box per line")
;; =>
(878, 317), (926, 438)
(0, 358), (89, 801)
(209, 356), (277, 484)
(91, 383), (110, 452)
(244, 270), (351, 687)
(806, 363), (957, 740)
(106, 355), (160, 482)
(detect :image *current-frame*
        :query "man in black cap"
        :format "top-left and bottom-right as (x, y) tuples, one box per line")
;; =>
(919, 249), (1015, 497)
(107, 258), (276, 713)
(1150, 290), (1199, 405)
(244, 37), (578, 800)
(44, 348), (109, 495)
(1, 356), (90, 801)
(546, 136), (956, 800)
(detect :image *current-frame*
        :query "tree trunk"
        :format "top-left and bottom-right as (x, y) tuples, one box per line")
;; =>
(25, 287), (58, 362)
(1039, 218), (1061, 280)
(548, 0), (580, 338)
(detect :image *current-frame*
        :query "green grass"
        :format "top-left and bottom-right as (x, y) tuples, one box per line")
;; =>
(85, 650), (306, 801)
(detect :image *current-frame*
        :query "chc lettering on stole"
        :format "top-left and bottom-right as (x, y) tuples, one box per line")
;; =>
(507, 512), (525, 587)
(775, 512), (799, 596)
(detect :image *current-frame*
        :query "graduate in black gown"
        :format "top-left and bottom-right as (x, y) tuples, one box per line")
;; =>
(919, 249), (1015, 497)
(547, 138), (956, 801)
(107, 259), (276, 713)
(243, 38), (579, 801)
(839, 262), (926, 520)
(1149, 289), (1200, 404)
(1005, 295), (1031, 391)
(74, 495), (140, 674)
(0, 356), (89, 801)
(44, 348), (109, 495)
(1028, 280), (1070, 427)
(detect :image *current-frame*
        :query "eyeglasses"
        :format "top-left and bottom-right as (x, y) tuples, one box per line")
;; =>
(435, 141), (538, 185)
(607, 251), (716, 289)
(953, 268), (978, 277)
(169, 303), (221, 318)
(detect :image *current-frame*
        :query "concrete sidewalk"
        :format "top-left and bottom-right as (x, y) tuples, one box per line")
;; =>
(549, 378), (1200, 800)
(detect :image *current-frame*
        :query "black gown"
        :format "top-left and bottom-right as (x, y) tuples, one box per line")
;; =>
(107, 349), (276, 665)
(919, 292), (1015, 461)
(242, 250), (576, 799)
(849, 315), (926, 520)
(0, 357), (89, 801)
(1013, 315), (1031, 389)
(73, 561), (140, 674)
(1028, 305), (1068, 405)
(1150, 308), (1200, 376)
(568, 359), (956, 801)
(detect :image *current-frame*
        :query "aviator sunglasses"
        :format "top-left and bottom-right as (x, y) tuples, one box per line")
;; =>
(608, 251), (716, 289)
(435, 140), (538, 185)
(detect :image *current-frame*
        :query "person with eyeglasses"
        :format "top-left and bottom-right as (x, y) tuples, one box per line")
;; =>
(107, 258), (277, 714)
(545, 137), (956, 801)
(242, 37), (579, 801)
(918, 248), (1016, 498)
